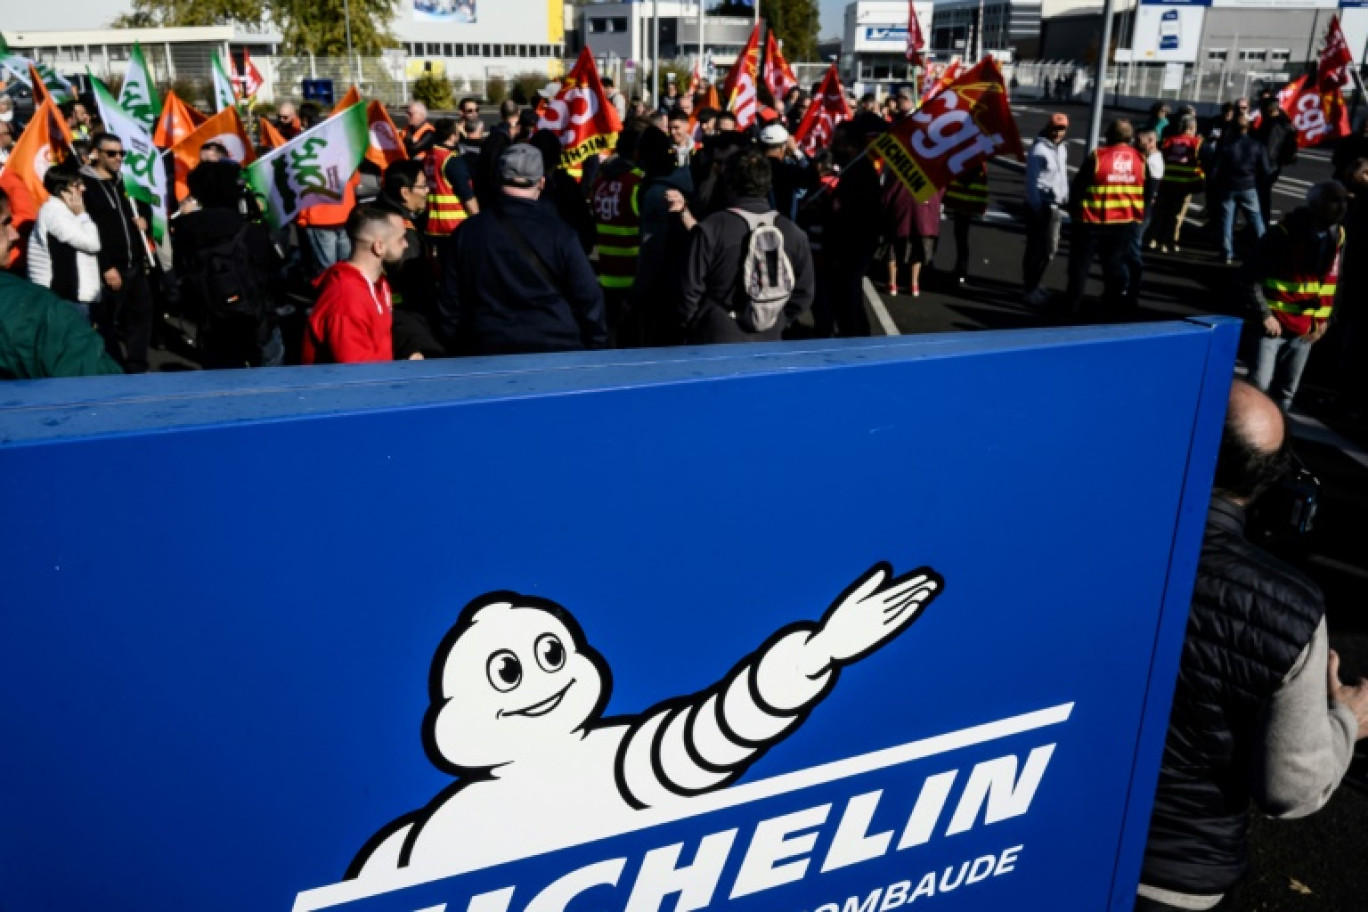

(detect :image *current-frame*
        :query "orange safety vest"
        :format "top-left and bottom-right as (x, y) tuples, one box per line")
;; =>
(589, 167), (644, 291)
(1078, 144), (1146, 225)
(943, 163), (989, 216)
(403, 121), (436, 159)
(424, 147), (470, 238)
(1160, 134), (1204, 188)
(1264, 224), (1343, 335)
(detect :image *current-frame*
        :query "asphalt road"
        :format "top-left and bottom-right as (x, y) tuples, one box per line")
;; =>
(855, 99), (1368, 911)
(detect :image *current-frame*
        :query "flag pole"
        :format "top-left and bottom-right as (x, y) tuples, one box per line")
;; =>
(1086, 0), (1115, 152)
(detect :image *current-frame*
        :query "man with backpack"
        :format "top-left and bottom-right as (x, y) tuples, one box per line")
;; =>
(173, 161), (284, 369)
(678, 149), (814, 344)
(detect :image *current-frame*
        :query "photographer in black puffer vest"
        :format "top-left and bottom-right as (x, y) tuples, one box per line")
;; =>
(1137, 380), (1368, 912)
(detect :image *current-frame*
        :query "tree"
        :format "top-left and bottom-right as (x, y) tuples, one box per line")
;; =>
(761, 0), (819, 63)
(271, 0), (395, 57)
(708, 0), (819, 63)
(110, 0), (395, 57)
(111, 0), (265, 28)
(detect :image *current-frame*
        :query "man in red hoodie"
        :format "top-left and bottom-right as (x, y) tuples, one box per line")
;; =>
(303, 205), (409, 365)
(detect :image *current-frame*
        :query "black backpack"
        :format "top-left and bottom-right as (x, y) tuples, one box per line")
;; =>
(183, 222), (267, 321)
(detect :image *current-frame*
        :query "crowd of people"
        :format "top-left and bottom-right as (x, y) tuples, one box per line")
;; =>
(0, 77), (1364, 425)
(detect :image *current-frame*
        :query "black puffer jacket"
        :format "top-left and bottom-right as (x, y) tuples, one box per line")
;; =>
(1142, 498), (1324, 894)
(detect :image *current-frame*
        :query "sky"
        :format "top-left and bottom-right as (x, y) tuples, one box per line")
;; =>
(819, 0), (847, 41)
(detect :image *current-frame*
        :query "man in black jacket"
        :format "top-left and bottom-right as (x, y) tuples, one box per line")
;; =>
(679, 149), (814, 344)
(82, 132), (154, 372)
(1251, 98), (1298, 227)
(1138, 380), (1368, 912)
(438, 145), (607, 355)
(374, 160), (445, 358)
(1209, 114), (1271, 263)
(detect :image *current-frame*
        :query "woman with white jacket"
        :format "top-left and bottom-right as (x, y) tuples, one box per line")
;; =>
(28, 167), (102, 319)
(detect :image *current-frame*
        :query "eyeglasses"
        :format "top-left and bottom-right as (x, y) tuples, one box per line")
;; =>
(100, 149), (126, 158)
(462, 108), (478, 115)
(410, 183), (429, 193)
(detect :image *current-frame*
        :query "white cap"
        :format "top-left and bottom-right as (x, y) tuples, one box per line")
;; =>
(759, 123), (789, 146)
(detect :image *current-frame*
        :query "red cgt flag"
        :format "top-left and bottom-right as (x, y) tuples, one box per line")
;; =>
(721, 25), (761, 128)
(1280, 73), (1351, 149)
(906, 0), (927, 66)
(871, 56), (1023, 202)
(536, 47), (623, 167)
(793, 64), (852, 156)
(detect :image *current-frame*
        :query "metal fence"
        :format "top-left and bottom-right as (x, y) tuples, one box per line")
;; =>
(1010, 59), (1305, 109)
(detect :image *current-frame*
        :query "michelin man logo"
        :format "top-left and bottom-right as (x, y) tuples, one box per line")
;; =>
(349, 563), (943, 881)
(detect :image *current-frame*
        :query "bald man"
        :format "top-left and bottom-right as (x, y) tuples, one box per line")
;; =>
(1138, 381), (1368, 912)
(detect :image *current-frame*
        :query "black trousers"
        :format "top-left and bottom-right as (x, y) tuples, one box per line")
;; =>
(815, 248), (875, 338)
(689, 307), (784, 345)
(91, 266), (154, 374)
(1060, 223), (1133, 314)
(951, 212), (973, 277)
(1256, 169), (1280, 229)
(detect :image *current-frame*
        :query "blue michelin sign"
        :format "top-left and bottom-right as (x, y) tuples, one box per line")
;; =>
(0, 321), (1238, 912)
(865, 26), (911, 42)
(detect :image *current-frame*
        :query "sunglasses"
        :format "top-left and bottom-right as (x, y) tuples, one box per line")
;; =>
(100, 148), (126, 158)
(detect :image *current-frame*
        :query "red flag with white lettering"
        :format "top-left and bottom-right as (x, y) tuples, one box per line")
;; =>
(906, 0), (927, 66)
(870, 56), (1023, 202)
(536, 47), (623, 167)
(793, 64), (852, 156)
(721, 25), (761, 128)
(1280, 73), (1351, 149)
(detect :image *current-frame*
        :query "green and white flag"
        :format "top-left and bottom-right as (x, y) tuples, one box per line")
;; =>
(90, 74), (169, 245)
(118, 42), (162, 133)
(211, 49), (238, 112)
(246, 102), (369, 231)
(0, 35), (75, 104)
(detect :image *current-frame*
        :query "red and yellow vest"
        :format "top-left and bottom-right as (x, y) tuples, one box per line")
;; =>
(1160, 134), (1204, 188)
(943, 163), (989, 216)
(1265, 224), (1343, 336)
(424, 147), (470, 238)
(1078, 144), (1146, 225)
(590, 167), (645, 291)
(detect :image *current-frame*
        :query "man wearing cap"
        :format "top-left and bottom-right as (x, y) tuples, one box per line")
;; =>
(759, 122), (813, 221)
(1022, 113), (1071, 306)
(438, 144), (607, 356)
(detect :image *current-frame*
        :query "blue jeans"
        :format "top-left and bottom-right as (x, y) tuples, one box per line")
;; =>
(304, 227), (352, 278)
(1218, 189), (1265, 260)
(1252, 333), (1314, 412)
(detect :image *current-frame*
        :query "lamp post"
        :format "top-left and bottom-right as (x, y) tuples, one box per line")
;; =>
(1086, 0), (1116, 152)
(343, 0), (356, 88)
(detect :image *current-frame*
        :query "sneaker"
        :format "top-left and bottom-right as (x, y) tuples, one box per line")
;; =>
(955, 273), (967, 286)
(911, 284), (921, 298)
(1023, 287), (1050, 307)
(889, 285), (899, 296)
(1172, 244), (1181, 253)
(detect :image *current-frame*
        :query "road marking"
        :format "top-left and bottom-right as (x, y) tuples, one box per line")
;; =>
(863, 277), (902, 336)
(1289, 413), (1368, 473)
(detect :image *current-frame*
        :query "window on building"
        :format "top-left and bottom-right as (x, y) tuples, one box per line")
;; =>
(467, 44), (481, 55)
(452, 45), (465, 57)
(1269, 49), (1291, 63)
(442, 43), (454, 56)
(426, 42), (441, 55)
(611, 17), (628, 33)
(1239, 48), (1266, 62)
(1206, 49), (1227, 62)
(588, 18), (603, 33)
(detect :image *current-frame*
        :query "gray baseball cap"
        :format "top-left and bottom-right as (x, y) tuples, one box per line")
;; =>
(499, 143), (544, 184)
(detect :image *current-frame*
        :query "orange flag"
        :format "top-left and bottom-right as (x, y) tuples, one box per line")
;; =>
(153, 90), (209, 150)
(703, 84), (721, 113)
(168, 106), (255, 201)
(332, 85), (362, 116)
(2, 98), (74, 212)
(28, 63), (49, 107)
(257, 116), (287, 150)
(364, 100), (408, 169)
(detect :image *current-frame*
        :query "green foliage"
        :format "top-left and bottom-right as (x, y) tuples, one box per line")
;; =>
(511, 72), (548, 105)
(110, 0), (395, 57)
(485, 76), (508, 105)
(272, 0), (395, 57)
(761, 0), (819, 62)
(659, 60), (693, 94)
(109, 0), (266, 28)
(412, 72), (454, 110)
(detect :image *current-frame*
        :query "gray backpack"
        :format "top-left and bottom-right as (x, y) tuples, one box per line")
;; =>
(729, 208), (795, 332)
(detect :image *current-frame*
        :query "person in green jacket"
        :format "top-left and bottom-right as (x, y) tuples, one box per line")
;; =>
(0, 188), (122, 380)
